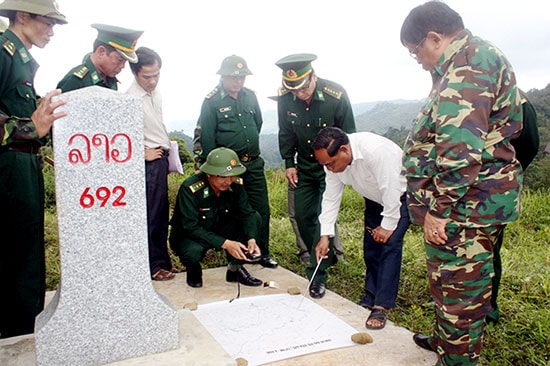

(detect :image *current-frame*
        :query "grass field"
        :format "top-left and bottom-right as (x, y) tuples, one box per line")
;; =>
(43, 166), (550, 365)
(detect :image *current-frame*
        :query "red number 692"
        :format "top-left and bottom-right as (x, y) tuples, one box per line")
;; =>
(79, 186), (127, 208)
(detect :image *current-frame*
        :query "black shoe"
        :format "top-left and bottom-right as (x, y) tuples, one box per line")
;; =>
(226, 266), (262, 286)
(258, 256), (278, 268)
(186, 263), (203, 288)
(413, 333), (435, 352)
(309, 282), (326, 299)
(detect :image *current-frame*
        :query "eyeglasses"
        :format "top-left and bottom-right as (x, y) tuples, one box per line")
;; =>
(409, 37), (426, 60)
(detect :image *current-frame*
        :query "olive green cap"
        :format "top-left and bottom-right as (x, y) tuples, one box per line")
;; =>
(91, 23), (143, 63)
(0, 0), (67, 24)
(216, 54), (252, 76)
(200, 147), (246, 177)
(275, 53), (317, 90)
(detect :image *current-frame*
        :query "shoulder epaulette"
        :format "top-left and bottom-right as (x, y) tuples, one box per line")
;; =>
(2, 40), (15, 57)
(189, 180), (206, 193)
(277, 86), (290, 97)
(205, 86), (220, 100)
(234, 177), (244, 185)
(322, 85), (343, 100)
(72, 66), (89, 79)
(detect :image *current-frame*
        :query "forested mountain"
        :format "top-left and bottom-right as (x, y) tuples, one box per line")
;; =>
(257, 100), (424, 169)
(170, 84), (550, 189)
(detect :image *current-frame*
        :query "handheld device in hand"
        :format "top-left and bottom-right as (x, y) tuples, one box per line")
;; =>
(245, 252), (262, 261)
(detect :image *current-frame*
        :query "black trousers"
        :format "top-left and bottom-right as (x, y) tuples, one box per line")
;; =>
(145, 156), (172, 274)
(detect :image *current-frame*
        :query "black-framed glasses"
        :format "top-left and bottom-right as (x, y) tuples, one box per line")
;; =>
(409, 37), (426, 60)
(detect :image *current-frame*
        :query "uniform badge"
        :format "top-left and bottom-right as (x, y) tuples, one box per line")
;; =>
(205, 86), (219, 99)
(219, 106), (232, 113)
(18, 49), (30, 63)
(73, 66), (89, 79)
(286, 70), (297, 78)
(236, 62), (243, 69)
(91, 72), (100, 83)
(2, 40), (15, 57)
(322, 85), (343, 100)
(189, 180), (206, 193)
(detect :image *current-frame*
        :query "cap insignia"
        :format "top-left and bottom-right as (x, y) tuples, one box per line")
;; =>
(230, 159), (237, 166)
(286, 70), (297, 78)
(236, 62), (243, 69)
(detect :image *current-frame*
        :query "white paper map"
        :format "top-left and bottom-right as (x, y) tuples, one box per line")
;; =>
(192, 293), (358, 365)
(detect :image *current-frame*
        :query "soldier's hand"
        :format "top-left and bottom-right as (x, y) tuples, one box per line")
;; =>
(32, 89), (67, 138)
(315, 235), (330, 261)
(221, 239), (249, 260)
(285, 167), (299, 188)
(246, 239), (261, 256)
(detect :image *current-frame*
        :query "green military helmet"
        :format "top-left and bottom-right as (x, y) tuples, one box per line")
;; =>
(0, 0), (67, 24)
(216, 54), (252, 76)
(200, 147), (247, 177)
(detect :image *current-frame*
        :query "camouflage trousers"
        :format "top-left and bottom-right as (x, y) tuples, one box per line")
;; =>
(424, 223), (503, 365)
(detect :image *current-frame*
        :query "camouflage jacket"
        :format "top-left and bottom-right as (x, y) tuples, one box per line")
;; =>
(403, 29), (523, 227)
(0, 30), (41, 146)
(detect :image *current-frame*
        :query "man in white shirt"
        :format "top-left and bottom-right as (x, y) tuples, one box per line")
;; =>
(312, 127), (410, 330)
(127, 47), (175, 281)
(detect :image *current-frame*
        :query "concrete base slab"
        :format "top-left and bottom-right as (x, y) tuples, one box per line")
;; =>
(0, 265), (437, 365)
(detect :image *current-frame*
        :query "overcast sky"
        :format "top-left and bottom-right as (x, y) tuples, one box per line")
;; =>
(27, 0), (550, 134)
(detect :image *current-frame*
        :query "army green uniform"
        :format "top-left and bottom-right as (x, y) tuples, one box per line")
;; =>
(195, 83), (271, 259)
(403, 30), (523, 365)
(169, 172), (261, 266)
(277, 77), (356, 282)
(57, 24), (143, 93)
(0, 29), (47, 338)
(56, 54), (118, 92)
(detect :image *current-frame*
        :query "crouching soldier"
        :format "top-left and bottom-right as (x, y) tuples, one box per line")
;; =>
(169, 147), (263, 288)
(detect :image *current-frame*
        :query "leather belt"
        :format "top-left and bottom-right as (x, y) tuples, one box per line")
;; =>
(240, 154), (258, 162)
(0, 144), (41, 154)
